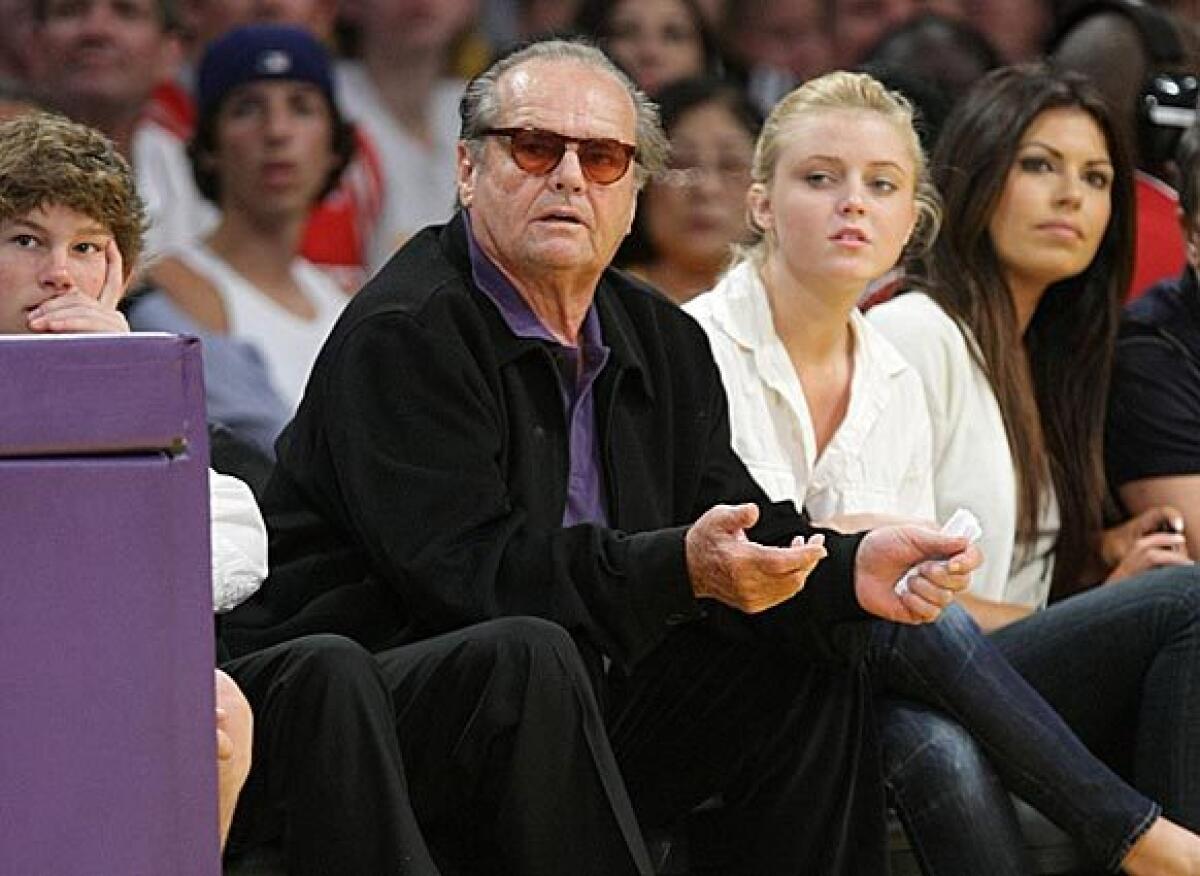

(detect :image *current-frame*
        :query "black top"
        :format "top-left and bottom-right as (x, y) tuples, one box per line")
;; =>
(1107, 266), (1200, 488)
(224, 212), (868, 676)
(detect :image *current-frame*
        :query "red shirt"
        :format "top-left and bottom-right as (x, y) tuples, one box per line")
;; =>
(1131, 171), (1186, 302)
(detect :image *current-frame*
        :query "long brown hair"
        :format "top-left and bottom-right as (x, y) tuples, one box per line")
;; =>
(914, 64), (1134, 600)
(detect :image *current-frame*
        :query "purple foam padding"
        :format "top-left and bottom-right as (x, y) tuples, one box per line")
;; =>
(0, 335), (218, 876)
(0, 334), (203, 457)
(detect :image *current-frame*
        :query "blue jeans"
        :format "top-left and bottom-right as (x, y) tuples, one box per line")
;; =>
(876, 566), (1200, 875)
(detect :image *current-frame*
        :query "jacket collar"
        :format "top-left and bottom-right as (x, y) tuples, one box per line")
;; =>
(593, 271), (655, 400)
(441, 210), (654, 399)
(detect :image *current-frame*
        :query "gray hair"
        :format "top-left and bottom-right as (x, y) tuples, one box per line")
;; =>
(459, 38), (668, 189)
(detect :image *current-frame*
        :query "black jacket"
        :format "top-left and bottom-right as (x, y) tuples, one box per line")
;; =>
(225, 213), (868, 673)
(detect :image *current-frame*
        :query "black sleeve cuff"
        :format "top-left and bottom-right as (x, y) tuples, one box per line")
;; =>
(805, 525), (870, 624)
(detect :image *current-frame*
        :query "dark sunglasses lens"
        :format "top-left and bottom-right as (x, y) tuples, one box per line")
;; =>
(509, 129), (566, 174)
(504, 129), (633, 184)
(579, 139), (632, 183)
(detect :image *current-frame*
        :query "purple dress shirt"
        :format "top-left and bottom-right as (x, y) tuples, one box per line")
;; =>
(465, 215), (612, 526)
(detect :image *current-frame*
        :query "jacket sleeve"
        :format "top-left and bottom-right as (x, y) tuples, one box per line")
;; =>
(320, 312), (699, 672)
(685, 326), (870, 627)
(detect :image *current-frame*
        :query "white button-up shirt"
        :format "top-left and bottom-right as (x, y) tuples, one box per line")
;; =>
(684, 261), (936, 524)
(869, 292), (1058, 607)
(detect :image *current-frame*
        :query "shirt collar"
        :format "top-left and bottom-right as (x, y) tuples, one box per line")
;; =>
(465, 211), (605, 350)
(707, 261), (776, 351)
(708, 260), (909, 379)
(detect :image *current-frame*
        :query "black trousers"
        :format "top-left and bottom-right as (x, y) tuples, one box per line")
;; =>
(607, 620), (888, 876)
(222, 634), (440, 875)
(224, 620), (651, 876)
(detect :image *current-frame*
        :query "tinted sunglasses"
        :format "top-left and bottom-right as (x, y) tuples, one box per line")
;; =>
(482, 127), (637, 185)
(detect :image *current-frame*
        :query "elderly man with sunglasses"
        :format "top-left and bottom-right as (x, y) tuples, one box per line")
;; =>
(225, 38), (990, 874)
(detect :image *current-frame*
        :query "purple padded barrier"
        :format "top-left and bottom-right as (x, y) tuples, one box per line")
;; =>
(0, 334), (219, 876)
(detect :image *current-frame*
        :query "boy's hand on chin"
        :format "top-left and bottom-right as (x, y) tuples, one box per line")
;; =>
(26, 290), (130, 334)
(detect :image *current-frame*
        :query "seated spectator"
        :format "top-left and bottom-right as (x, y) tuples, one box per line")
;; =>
(868, 64), (1200, 871)
(573, 0), (724, 96)
(3, 110), (644, 875)
(1109, 117), (1200, 556)
(227, 37), (1200, 873)
(335, 0), (475, 269)
(615, 76), (758, 305)
(157, 0), (379, 292)
(129, 25), (352, 456)
(683, 71), (939, 532)
(0, 109), (255, 850)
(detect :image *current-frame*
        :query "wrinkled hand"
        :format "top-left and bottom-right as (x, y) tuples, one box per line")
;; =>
(855, 524), (980, 624)
(1103, 506), (1191, 583)
(686, 503), (828, 613)
(27, 240), (129, 334)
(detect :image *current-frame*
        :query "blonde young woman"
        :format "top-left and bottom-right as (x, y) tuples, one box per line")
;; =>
(684, 70), (1200, 874)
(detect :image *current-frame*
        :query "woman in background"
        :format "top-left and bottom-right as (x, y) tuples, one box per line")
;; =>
(617, 77), (759, 305)
(573, 0), (723, 96)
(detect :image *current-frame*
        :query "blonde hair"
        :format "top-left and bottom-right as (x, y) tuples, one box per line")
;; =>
(739, 70), (941, 266)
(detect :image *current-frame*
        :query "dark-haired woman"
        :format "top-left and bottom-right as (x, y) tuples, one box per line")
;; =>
(870, 64), (1200, 874)
(616, 76), (759, 305)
